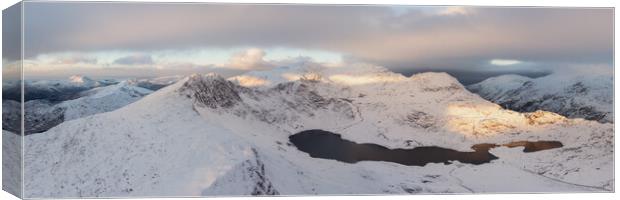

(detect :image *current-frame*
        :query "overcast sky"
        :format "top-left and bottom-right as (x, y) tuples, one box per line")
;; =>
(2, 2), (613, 83)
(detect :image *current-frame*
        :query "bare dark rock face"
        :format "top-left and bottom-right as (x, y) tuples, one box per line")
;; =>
(180, 74), (243, 109)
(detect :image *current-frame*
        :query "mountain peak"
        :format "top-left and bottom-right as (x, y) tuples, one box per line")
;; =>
(469, 74), (532, 89)
(409, 72), (456, 82)
(180, 73), (242, 109)
(409, 72), (464, 92)
(68, 75), (94, 84)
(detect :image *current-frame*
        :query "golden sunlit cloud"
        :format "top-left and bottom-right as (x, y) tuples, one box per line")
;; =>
(437, 6), (473, 16)
(222, 48), (272, 70)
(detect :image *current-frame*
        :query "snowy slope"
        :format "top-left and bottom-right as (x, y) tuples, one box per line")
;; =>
(467, 74), (613, 123)
(22, 65), (613, 198)
(2, 130), (21, 197)
(18, 81), (153, 134)
(59, 81), (153, 120)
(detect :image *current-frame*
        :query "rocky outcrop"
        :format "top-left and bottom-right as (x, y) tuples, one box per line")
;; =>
(179, 74), (243, 109)
(182, 75), (356, 128)
(202, 148), (279, 196)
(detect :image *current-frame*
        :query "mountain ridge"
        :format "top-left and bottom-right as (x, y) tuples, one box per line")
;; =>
(467, 73), (613, 123)
(2, 80), (153, 134)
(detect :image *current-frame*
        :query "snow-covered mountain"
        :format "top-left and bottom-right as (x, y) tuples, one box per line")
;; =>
(467, 74), (613, 123)
(131, 75), (185, 91)
(3, 81), (153, 134)
(2, 75), (117, 102)
(21, 65), (613, 198)
(67, 75), (101, 87)
(1, 100), (21, 134)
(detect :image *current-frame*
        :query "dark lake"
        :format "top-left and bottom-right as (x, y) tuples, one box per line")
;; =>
(289, 129), (563, 166)
(503, 140), (563, 152)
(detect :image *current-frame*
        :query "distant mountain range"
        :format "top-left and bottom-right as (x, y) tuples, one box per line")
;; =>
(2, 76), (184, 134)
(2, 75), (115, 102)
(467, 74), (613, 123)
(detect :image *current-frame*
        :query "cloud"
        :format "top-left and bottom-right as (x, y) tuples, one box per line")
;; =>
(53, 56), (98, 65)
(490, 59), (521, 66)
(2, 3), (21, 62)
(224, 48), (274, 70)
(15, 3), (612, 75)
(220, 48), (332, 71)
(22, 58), (248, 80)
(113, 54), (154, 65)
(436, 7), (473, 16)
(21, 48), (329, 79)
(334, 8), (612, 70)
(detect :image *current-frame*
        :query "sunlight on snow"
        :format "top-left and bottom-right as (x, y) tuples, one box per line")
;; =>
(444, 103), (523, 136)
(327, 74), (406, 86)
(444, 103), (568, 137)
(229, 75), (271, 87)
